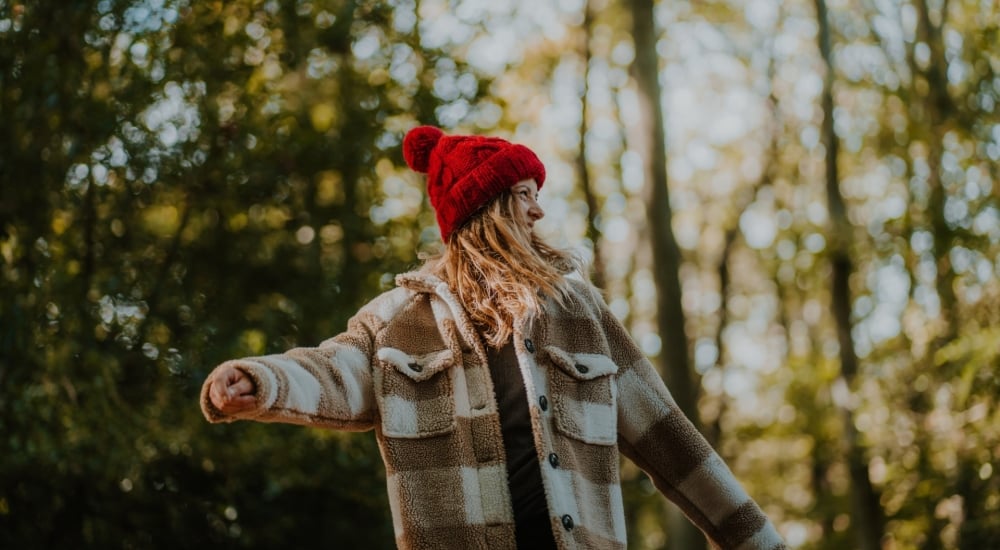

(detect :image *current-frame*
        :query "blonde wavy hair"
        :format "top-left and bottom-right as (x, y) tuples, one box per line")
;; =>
(422, 189), (582, 348)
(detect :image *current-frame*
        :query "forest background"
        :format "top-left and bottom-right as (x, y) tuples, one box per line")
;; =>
(2, 0), (998, 548)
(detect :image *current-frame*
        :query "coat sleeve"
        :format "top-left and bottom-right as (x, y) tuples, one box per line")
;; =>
(587, 290), (785, 550)
(199, 287), (408, 432)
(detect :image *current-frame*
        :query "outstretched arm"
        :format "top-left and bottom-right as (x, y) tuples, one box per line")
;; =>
(199, 286), (409, 431)
(584, 288), (784, 549)
(614, 356), (784, 549)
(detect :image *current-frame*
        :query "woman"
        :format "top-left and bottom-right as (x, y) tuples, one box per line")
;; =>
(202, 126), (784, 550)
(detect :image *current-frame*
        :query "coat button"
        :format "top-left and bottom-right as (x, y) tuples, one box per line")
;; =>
(539, 395), (548, 411)
(575, 363), (589, 374)
(408, 362), (423, 372)
(548, 453), (559, 468)
(561, 514), (574, 530)
(524, 338), (535, 353)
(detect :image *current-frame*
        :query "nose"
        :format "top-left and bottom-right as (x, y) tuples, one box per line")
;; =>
(528, 201), (544, 222)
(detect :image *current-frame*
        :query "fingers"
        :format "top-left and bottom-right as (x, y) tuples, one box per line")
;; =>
(208, 366), (257, 414)
(229, 376), (254, 397)
(225, 367), (247, 385)
(211, 385), (257, 414)
(221, 393), (257, 413)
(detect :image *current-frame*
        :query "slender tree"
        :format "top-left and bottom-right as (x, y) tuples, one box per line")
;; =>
(813, 1), (885, 548)
(911, 0), (960, 344)
(576, 0), (607, 289)
(626, 0), (704, 547)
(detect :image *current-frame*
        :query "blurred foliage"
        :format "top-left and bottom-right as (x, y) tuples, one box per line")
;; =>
(2, 0), (1000, 549)
(0, 0), (494, 546)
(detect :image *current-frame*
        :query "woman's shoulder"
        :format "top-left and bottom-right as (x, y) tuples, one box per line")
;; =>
(355, 284), (417, 324)
(564, 271), (603, 299)
(356, 269), (451, 320)
(556, 272), (611, 318)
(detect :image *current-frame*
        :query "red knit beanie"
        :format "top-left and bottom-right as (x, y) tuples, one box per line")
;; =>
(403, 125), (546, 241)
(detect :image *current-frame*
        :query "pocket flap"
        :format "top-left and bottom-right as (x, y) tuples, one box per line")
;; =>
(544, 346), (619, 380)
(377, 347), (456, 382)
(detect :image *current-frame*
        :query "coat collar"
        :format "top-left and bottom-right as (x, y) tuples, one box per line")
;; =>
(393, 270), (538, 358)
(394, 271), (446, 295)
(394, 271), (489, 361)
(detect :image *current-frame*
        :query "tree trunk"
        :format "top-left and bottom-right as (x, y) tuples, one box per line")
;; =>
(626, 0), (704, 548)
(912, 0), (958, 342)
(813, 1), (885, 548)
(576, 0), (606, 289)
(910, 2), (959, 546)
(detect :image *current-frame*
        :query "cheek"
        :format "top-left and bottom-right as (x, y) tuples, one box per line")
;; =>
(514, 202), (534, 227)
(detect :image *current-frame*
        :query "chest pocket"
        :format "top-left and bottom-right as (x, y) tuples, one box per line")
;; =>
(545, 346), (619, 446)
(375, 347), (457, 438)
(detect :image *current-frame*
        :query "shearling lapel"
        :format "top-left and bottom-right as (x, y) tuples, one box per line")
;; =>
(395, 271), (489, 368)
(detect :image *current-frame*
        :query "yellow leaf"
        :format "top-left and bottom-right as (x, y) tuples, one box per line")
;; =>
(142, 205), (180, 237)
(51, 212), (69, 235)
(227, 212), (248, 231)
(241, 329), (266, 355)
(315, 170), (343, 206)
(309, 103), (337, 132)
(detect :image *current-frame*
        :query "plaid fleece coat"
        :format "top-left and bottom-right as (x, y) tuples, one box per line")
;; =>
(201, 272), (784, 550)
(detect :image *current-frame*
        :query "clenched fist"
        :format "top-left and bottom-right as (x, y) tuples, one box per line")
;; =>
(207, 365), (257, 414)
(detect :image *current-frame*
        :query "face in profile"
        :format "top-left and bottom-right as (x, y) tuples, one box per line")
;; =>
(511, 179), (544, 230)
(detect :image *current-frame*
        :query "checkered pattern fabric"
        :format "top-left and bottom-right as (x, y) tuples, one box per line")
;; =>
(201, 272), (785, 550)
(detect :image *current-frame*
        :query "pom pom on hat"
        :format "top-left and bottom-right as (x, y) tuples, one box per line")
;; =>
(402, 126), (443, 173)
(402, 125), (545, 241)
